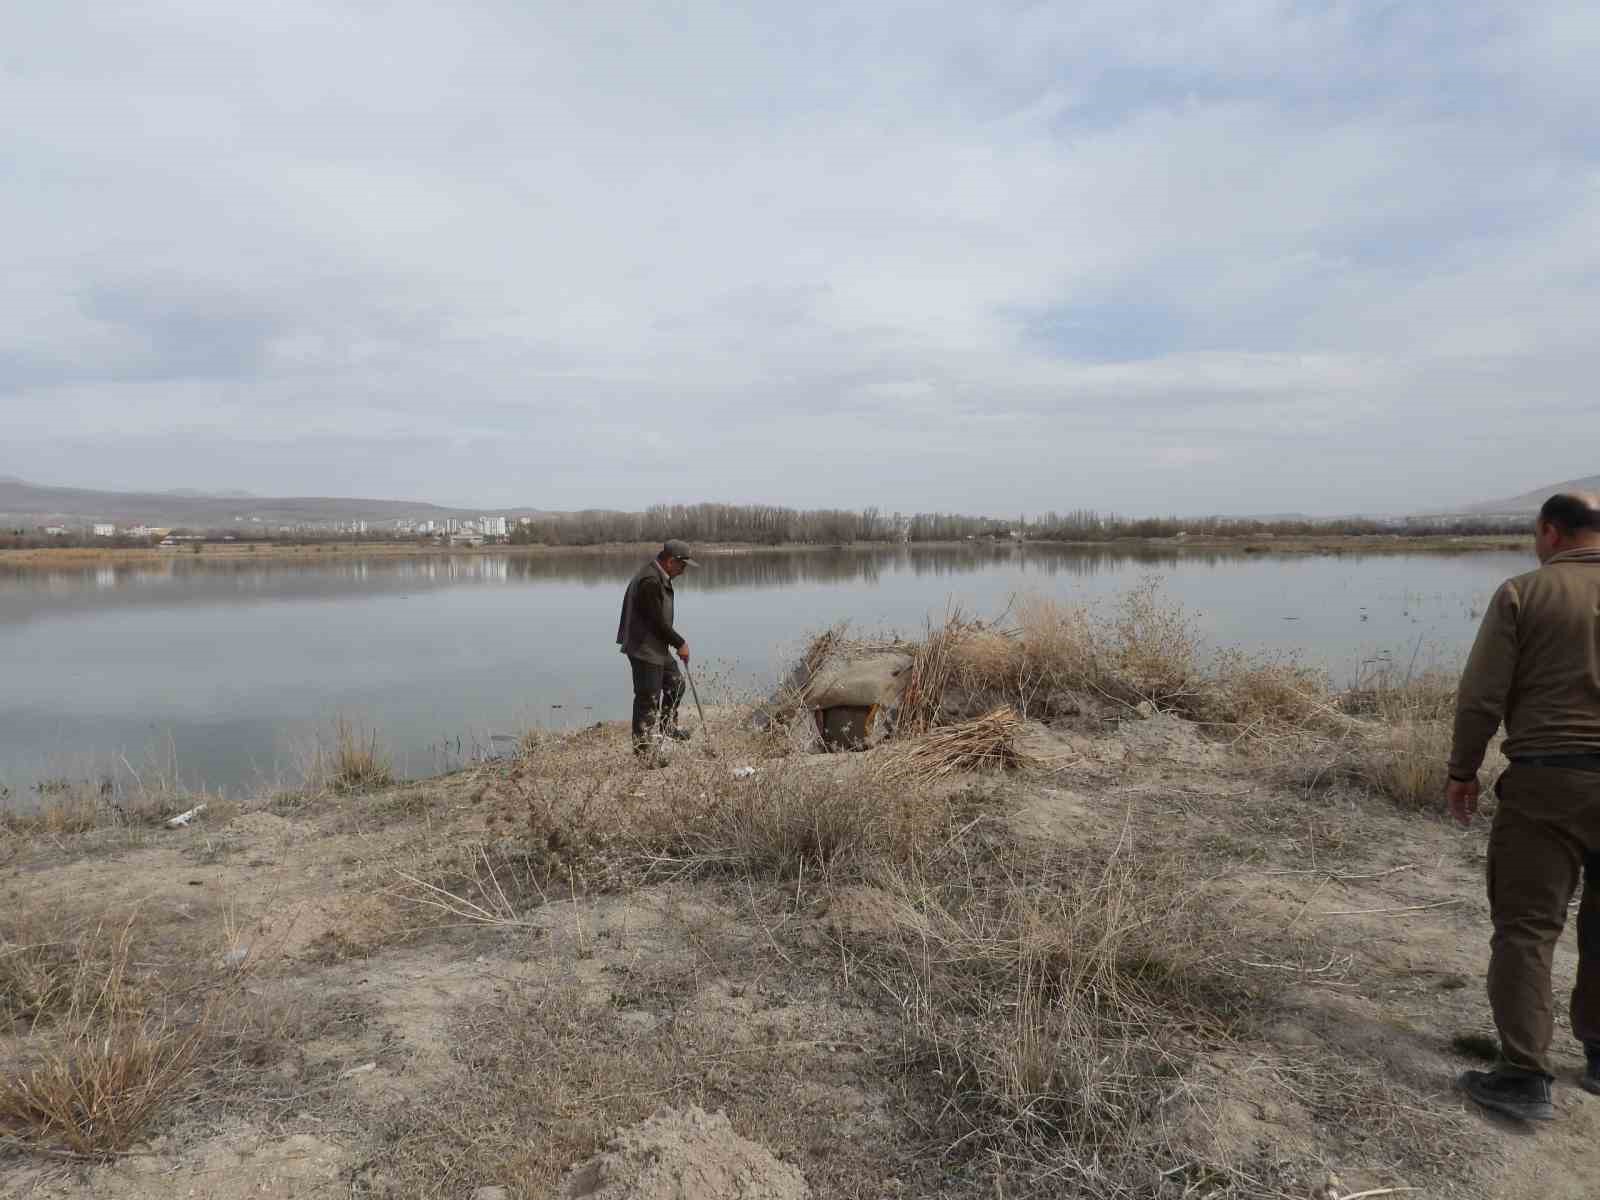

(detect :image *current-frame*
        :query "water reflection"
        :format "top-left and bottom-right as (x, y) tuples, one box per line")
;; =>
(3, 542), (1249, 611)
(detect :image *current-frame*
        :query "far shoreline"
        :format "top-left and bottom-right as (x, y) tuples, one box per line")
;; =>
(0, 532), (1531, 568)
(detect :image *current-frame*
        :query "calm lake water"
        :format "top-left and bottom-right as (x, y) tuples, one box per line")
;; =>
(0, 544), (1533, 802)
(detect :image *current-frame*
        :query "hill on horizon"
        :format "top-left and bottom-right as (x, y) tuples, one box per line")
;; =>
(0, 477), (545, 528)
(1465, 473), (1600, 515)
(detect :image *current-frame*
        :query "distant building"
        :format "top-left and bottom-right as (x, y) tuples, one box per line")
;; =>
(92, 523), (115, 537)
(481, 515), (508, 538)
(44, 526), (68, 536)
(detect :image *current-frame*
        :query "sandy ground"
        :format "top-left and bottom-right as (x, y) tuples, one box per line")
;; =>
(3, 712), (1595, 1199)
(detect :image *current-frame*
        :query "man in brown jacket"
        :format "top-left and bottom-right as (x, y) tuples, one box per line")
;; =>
(616, 539), (696, 759)
(1448, 492), (1600, 1120)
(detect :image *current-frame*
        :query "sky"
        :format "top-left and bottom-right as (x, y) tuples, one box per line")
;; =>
(3, 2), (1597, 517)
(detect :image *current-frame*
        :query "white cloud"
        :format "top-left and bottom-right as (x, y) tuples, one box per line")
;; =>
(1, 1), (1595, 515)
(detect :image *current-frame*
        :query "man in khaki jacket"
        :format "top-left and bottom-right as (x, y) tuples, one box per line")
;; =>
(1448, 492), (1600, 1120)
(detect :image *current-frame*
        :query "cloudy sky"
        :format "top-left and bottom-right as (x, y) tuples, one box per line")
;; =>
(4, 2), (1596, 516)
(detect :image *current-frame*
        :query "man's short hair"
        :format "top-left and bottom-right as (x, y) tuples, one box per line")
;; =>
(1538, 493), (1600, 535)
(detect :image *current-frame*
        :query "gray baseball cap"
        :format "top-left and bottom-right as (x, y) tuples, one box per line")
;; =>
(662, 539), (698, 565)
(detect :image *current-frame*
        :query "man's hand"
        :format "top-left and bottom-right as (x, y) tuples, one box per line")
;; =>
(677, 643), (690, 664)
(1446, 776), (1480, 827)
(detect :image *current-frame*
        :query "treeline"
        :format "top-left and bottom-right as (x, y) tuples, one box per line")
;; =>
(507, 502), (1524, 547)
(5, 505), (1527, 553)
(507, 504), (1020, 546)
(0, 528), (408, 550)
(1028, 510), (1525, 541)
(0, 530), (158, 550)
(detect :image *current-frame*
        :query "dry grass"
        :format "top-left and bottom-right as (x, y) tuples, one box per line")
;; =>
(0, 782), (210, 840)
(1281, 666), (1462, 808)
(877, 705), (1037, 782)
(889, 585), (1204, 731)
(0, 790), (104, 837)
(305, 717), (394, 794)
(0, 1012), (211, 1157)
(0, 916), (144, 1035)
(369, 909), (930, 1198)
(899, 604), (975, 734)
(0, 917), (212, 1156)
(796, 586), (1465, 816)
(863, 835), (1260, 1185)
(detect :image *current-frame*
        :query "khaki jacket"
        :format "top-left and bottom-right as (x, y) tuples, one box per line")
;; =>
(1449, 547), (1600, 776)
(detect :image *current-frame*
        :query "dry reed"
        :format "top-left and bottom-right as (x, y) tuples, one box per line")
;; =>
(878, 706), (1037, 782)
(323, 718), (394, 793)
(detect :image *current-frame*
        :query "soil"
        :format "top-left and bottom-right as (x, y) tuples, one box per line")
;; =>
(560, 1107), (810, 1200)
(4, 711), (1597, 1199)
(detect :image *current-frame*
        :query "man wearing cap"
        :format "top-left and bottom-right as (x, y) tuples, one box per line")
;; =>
(616, 539), (697, 759)
(1448, 492), (1600, 1121)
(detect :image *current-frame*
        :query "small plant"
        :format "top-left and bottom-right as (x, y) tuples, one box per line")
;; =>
(315, 718), (394, 794)
(0, 917), (213, 1156)
(0, 1015), (209, 1155)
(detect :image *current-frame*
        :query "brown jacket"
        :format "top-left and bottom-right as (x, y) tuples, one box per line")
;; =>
(616, 558), (684, 667)
(1449, 547), (1600, 776)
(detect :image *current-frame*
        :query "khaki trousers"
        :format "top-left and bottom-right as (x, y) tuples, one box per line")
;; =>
(1486, 764), (1600, 1077)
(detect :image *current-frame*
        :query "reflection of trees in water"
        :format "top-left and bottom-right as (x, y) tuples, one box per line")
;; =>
(0, 545), (1247, 618)
(501, 545), (1200, 589)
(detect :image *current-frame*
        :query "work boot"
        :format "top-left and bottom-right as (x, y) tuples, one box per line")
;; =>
(1459, 1068), (1555, 1121)
(664, 726), (692, 742)
(1582, 1047), (1600, 1097)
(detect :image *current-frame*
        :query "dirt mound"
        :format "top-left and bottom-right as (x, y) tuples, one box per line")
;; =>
(1116, 710), (1225, 767)
(561, 1106), (810, 1200)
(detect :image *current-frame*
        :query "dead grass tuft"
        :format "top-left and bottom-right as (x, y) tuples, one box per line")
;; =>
(636, 759), (969, 883)
(1287, 667), (1463, 808)
(312, 717), (394, 794)
(877, 706), (1037, 782)
(0, 1013), (210, 1156)
(0, 917), (210, 1156)
(870, 839), (1256, 1174)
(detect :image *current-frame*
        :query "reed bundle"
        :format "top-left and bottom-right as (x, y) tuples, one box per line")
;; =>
(881, 706), (1036, 782)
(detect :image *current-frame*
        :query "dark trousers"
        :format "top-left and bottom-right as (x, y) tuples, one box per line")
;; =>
(1485, 765), (1600, 1077)
(628, 655), (684, 749)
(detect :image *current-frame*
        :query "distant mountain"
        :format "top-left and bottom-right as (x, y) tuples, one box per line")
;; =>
(1466, 474), (1600, 515)
(163, 487), (259, 499)
(0, 477), (548, 528)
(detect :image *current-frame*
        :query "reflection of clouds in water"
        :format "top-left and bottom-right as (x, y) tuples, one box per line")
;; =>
(0, 545), (1501, 625)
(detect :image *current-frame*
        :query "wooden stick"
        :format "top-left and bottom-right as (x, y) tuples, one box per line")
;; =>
(1318, 899), (1461, 917)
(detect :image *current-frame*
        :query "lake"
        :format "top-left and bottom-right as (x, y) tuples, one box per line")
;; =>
(0, 543), (1531, 802)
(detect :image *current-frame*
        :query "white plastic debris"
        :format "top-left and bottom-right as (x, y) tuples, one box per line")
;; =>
(338, 1062), (378, 1079)
(220, 945), (250, 969)
(165, 803), (208, 828)
(730, 766), (759, 780)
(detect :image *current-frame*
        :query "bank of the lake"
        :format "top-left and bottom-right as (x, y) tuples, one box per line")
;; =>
(2, 541), (1531, 802)
(2, 619), (1591, 1198)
